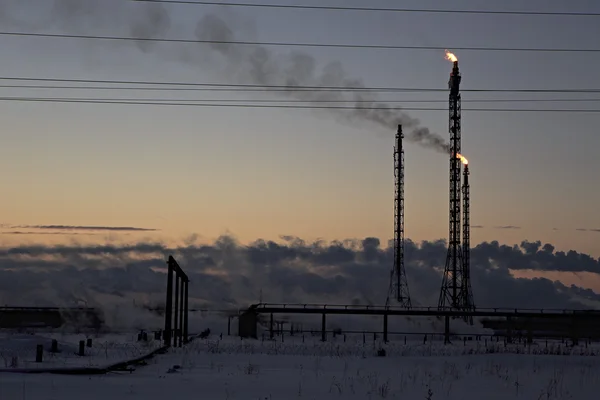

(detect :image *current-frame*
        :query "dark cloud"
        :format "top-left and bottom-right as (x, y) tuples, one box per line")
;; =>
(11, 225), (158, 232)
(472, 225), (484, 229)
(577, 228), (600, 233)
(494, 225), (522, 230)
(0, 235), (598, 316)
(471, 240), (600, 274)
(1, 231), (100, 236)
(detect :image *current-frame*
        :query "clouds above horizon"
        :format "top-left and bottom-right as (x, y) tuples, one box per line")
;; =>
(0, 224), (160, 236)
(0, 235), (599, 314)
(8, 225), (159, 232)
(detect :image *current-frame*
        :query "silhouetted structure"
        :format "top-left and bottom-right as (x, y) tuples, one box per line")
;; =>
(0, 307), (103, 330)
(244, 303), (600, 345)
(164, 255), (189, 347)
(462, 163), (474, 323)
(439, 58), (474, 318)
(481, 316), (600, 341)
(387, 125), (411, 308)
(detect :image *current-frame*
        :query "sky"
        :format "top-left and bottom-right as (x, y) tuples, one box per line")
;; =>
(0, 0), (600, 310)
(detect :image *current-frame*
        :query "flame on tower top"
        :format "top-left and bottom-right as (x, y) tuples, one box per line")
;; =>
(445, 50), (458, 63)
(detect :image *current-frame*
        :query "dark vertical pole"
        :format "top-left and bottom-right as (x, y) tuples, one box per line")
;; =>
(164, 257), (174, 347)
(36, 345), (43, 362)
(227, 316), (231, 336)
(269, 313), (274, 339)
(383, 314), (388, 343)
(184, 280), (189, 343)
(321, 313), (326, 342)
(571, 317), (579, 346)
(178, 279), (184, 347)
(174, 272), (179, 346)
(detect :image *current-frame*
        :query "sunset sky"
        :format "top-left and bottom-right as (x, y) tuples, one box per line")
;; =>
(1, 0), (599, 258)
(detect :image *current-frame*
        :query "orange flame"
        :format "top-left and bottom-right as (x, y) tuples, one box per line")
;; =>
(445, 50), (458, 63)
(457, 153), (468, 165)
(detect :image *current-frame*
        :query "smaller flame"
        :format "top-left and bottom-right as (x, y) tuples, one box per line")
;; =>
(445, 50), (458, 63)
(457, 153), (468, 165)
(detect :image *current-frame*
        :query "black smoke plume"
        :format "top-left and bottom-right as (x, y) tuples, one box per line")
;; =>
(195, 13), (450, 153)
(3, 1), (450, 154)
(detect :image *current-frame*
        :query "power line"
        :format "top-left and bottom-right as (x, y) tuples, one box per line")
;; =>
(2, 31), (600, 53)
(2, 77), (600, 94)
(2, 94), (599, 104)
(132, 0), (600, 17)
(0, 84), (373, 92)
(2, 96), (600, 112)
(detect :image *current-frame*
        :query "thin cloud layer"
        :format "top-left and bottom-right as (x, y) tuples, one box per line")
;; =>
(10, 225), (159, 232)
(0, 235), (598, 316)
(1, 231), (100, 236)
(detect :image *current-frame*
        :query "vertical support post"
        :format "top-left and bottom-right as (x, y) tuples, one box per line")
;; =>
(36, 345), (43, 363)
(444, 316), (451, 344)
(383, 314), (388, 343)
(321, 313), (326, 342)
(179, 278), (185, 347)
(164, 257), (174, 347)
(174, 272), (180, 346)
(571, 317), (579, 346)
(184, 279), (189, 343)
(269, 313), (274, 339)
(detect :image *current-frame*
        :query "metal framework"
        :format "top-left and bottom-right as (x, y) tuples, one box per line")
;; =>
(387, 125), (411, 308)
(248, 303), (600, 344)
(462, 164), (475, 321)
(439, 60), (470, 313)
(164, 255), (190, 347)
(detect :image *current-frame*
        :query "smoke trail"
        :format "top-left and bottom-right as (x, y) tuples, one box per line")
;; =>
(5, 2), (449, 153)
(194, 13), (449, 153)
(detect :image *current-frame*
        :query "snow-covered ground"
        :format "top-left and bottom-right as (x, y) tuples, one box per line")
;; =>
(0, 332), (162, 369)
(0, 335), (599, 399)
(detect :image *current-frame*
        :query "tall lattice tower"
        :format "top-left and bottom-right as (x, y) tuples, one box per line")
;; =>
(438, 57), (471, 312)
(387, 125), (411, 308)
(462, 162), (475, 322)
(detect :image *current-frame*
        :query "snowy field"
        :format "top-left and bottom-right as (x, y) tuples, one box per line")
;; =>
(0, 335), (599, 399)
(0, 332), (163, 370)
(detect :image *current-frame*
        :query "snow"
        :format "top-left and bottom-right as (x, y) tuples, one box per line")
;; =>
(0, 332), (163, 370)
(0, 334), (599, 399)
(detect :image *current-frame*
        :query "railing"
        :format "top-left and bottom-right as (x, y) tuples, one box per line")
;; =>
(251, 303), (600, 315)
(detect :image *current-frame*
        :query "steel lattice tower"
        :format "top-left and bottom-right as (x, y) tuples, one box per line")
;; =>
(462, 163), (475, 322)
(438, 60), (469, 312)
(387, 125), (411, 308)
